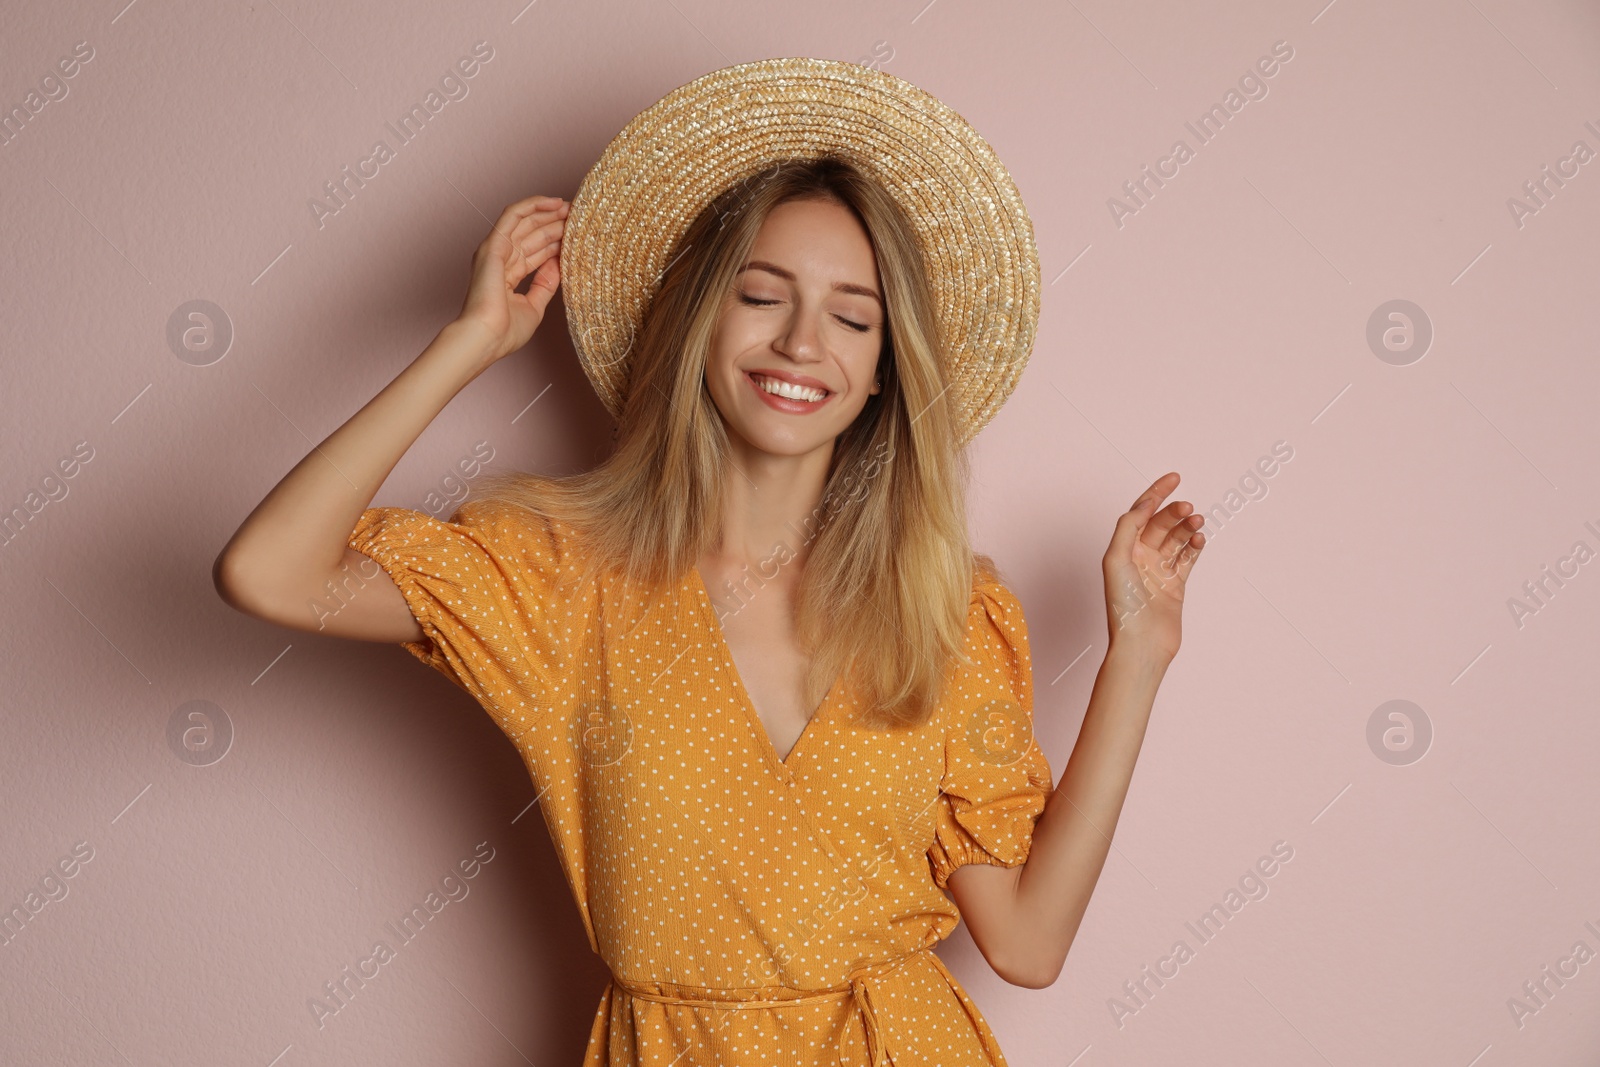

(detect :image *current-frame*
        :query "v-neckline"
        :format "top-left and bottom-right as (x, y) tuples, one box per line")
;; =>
(689, 567), (839, 775)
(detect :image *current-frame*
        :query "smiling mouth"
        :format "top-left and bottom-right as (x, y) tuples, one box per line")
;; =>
(748, 372), (831, 404)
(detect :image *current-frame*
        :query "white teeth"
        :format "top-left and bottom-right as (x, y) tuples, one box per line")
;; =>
(753, 375), (827, 402)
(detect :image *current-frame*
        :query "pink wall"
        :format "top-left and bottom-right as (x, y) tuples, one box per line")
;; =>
(5, 1), (1599, 1063)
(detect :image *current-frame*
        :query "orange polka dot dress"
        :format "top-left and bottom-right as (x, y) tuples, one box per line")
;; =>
(347, 494), (1055, 1066)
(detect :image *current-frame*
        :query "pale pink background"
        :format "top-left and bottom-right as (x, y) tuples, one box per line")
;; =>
(4, 1), (1598, 1064)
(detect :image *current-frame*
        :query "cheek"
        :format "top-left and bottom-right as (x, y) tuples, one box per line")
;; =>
(848, 339), (885, 385)
(710, 315), (765, 361)
(704, 333), (757, 410)
(705, 324), (746, 375)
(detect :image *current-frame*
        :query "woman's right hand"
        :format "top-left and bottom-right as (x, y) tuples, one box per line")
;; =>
(455, 194), (569, 366)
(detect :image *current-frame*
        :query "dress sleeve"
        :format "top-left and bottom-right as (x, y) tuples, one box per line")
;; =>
(345, 496), (576, 709)
(927, 573), (1055, 891)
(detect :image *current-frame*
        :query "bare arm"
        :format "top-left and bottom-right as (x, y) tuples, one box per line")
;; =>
(213, 320), (493, 640)
(212, 195), (570, 641)
(950, 643), (1169, 987)
(948, 473), (1206, 987)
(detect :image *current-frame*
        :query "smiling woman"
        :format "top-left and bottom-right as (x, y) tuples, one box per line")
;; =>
(430, 145), (1059, 1066)
(213, 56), (1203, 1067)
(708, 201), (886, 457)
(733, 240), (883, 408)
(467, 153), (978, 740)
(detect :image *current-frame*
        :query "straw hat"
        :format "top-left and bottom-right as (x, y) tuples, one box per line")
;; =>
(559, 56), (1041, 447)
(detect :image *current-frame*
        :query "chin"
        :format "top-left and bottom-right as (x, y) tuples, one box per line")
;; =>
(727, 416), (844, 458)
(736, 430), (835, 458)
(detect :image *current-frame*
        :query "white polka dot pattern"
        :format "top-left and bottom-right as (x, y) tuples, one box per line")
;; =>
(346, 498), (1055, 1065)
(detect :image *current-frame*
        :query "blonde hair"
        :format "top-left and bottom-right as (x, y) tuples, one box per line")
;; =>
(473, 156), (999, 731)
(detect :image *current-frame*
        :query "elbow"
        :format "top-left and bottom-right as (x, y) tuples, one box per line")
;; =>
(997, 942), (1068, 989)
(212, 548), (245, 610)
(212, 547), (270, 618)
(1000, 959), (1062, 990)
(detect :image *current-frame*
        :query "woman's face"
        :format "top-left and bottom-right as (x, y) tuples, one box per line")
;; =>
(704, 197), (885, 461)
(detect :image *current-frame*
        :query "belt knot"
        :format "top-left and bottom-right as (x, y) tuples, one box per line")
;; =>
(611, 948), (927, 1066)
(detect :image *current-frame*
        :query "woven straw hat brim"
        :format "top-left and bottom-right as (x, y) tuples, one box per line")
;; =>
(559, 57), (1041, 448)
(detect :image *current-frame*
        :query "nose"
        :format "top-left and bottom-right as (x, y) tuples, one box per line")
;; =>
(771, 303), (824, 363)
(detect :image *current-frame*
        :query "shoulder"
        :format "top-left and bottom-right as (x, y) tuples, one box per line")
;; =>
(945, 562), (1037, 743)
(449, 495), (529, 536)
(954, 562), (1032, 698)
(968, 561), (1028, 637)
(961, 562), (1033, 691)
(450, 488), (575, 557)
(446, 489), (600, 607)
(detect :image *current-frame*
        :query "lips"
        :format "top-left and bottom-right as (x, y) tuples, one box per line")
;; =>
(746, 371), (833, 412)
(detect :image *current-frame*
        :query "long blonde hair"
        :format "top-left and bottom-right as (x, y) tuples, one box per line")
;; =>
(473, 156), (999, 730)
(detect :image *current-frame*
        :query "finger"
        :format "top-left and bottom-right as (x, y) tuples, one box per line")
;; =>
(506, 211), (542, 248)
(1129, 472), (1180, 513)
(505, 217), (566, 276)
(1140, 499), (1194, 550)
(511, 239), (561, 296)
(1173, 530), (1206, 581)
(1105, 495), (1159, 564)
(499, 217), (534, 272)
(497, 194), (567, 227)
(1159, 512), (1203, 555)
(517, 253), (562, 311)
(504, 216), (565, 274)
(488, 198), (569, 257)
(1157, 514), (1204, 573)
(507, 207), (567, 246)
(527, 215), (568, 253)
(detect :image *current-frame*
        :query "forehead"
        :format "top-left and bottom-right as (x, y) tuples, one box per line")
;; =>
(745, 200), (880, 290)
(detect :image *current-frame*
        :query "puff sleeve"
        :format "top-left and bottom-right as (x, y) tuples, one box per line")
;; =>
(345, 496), (579, 712)
(927, 574), (1055, 891)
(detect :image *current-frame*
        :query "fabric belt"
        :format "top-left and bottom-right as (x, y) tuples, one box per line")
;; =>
(611, 947), (931, 1066)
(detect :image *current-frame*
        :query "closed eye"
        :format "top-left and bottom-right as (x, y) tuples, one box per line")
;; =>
(737, 292), (873, 333)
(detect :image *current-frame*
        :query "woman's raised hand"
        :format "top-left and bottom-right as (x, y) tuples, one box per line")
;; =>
(455, 195), (569, 366)
(1101, 472), (1206, 661)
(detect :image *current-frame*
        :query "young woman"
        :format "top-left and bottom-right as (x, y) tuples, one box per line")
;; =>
(214, 60), (1203, 1067)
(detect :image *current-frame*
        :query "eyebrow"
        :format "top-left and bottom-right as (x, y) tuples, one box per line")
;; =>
(739, 260), (883, 306)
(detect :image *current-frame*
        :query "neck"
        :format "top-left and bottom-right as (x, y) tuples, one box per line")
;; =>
(706, 437), (836, 578)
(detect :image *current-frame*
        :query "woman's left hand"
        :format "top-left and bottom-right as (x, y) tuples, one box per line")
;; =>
(1101, 472), (1206, 661)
